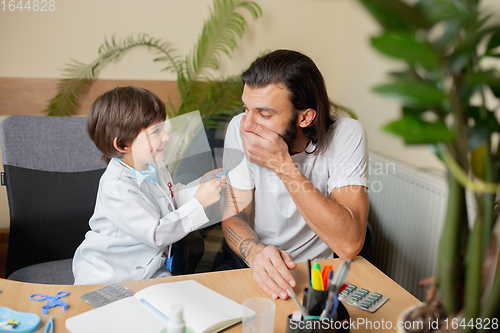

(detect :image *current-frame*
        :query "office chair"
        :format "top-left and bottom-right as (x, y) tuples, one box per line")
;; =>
(0, 115), (204, 284)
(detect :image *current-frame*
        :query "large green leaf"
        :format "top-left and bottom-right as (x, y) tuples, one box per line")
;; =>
(465, 70), (500, 98)
(467, 107), (500, 150)
(358, 0), (429, 31)
(373, 79), (447, 107)
(416, 0), (465, 24)
(383, 115), (454, 144)
(449, 24), (500, 73)
(402, 105), (432, 117)
(468, 107), (500, 132)
(371, 31), (440, 68)
(486, 28), (500, 52)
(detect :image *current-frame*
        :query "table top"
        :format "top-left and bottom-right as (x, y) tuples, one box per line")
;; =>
(0, 257), (420, 332)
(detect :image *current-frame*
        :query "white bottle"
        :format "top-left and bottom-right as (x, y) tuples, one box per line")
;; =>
(167, 303), (185, 333)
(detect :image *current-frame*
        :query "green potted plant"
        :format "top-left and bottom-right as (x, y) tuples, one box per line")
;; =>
(45, 0), (261, 175)
(357, 0), (500, 331)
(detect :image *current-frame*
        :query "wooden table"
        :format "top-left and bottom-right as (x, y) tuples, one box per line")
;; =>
(0, 257), (420, 332)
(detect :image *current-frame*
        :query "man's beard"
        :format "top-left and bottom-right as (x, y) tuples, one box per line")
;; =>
(281, 111), (298, 154)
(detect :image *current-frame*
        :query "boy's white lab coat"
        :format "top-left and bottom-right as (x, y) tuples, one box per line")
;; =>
(73, 159), (208, 285)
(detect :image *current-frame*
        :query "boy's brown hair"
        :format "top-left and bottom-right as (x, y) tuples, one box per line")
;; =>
(87, 86), (167, 164)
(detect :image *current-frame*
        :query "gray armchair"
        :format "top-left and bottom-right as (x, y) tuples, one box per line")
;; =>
(0, 115), (204, 284)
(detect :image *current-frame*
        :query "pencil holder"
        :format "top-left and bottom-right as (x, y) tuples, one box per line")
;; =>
(304, 287), (329, 316)
(285, 301), (350, 333)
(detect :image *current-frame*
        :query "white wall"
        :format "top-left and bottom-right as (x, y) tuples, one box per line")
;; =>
(0, 0), (341, 82)
(1, 0), (499, 228)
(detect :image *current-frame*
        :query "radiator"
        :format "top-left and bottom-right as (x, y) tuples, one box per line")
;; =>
(365, 151), (449, 301)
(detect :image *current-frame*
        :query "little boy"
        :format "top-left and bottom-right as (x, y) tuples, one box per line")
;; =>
(73, 86), (224, 285)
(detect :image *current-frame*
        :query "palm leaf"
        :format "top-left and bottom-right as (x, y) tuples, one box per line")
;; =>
(45, 0), (261, 126)
(177, 0), (261, 114)
(190, 0), (261, 78)
(45, 33), (179, 116)
(199, 76), (244, 129)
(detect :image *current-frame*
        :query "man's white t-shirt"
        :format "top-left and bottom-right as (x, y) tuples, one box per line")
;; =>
(223, 113), (368, 262)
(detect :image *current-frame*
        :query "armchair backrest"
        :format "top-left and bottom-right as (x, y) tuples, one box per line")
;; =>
(0, 115), (106, 277)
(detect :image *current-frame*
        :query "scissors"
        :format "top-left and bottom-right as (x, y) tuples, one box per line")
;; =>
(30, 291), (69, 315)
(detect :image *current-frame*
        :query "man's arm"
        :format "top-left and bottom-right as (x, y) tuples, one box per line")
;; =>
(279, 172), (369, 259)
(222, 185), (297, 299)
(221, 185), (259, 262)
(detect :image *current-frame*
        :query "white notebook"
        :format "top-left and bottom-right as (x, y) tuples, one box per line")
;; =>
(66, 280), (243, 333)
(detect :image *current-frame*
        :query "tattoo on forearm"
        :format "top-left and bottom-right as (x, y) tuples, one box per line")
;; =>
(240, 238), (261, 260)
(223, 225), (243, 248)
(224, 200), (246, 211)
(224, 186), (250, 213)
(234, 210), (250, 223)
(222, 185), (259, 259)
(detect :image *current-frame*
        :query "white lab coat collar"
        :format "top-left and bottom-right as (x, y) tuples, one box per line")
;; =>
(109, 159), (176, 208)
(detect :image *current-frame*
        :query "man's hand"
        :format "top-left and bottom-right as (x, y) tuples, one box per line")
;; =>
(240, 115), (291, 174)
(247, 245), (298, 300)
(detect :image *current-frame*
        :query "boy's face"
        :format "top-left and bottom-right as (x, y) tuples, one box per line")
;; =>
(122, 121), (169, 171)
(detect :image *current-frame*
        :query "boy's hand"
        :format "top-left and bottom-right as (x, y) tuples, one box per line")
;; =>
(195, 178), (222, 209)
(201, 169), (227, 189)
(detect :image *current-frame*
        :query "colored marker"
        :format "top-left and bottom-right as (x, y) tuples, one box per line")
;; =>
(311, 264), (324, 290)
(322, 265), (333, 290)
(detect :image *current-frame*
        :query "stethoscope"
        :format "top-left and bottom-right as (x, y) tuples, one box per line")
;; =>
(112, 158), (174, 211)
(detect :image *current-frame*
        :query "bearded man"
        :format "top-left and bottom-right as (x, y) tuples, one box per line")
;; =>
(218, 49), (369, 300)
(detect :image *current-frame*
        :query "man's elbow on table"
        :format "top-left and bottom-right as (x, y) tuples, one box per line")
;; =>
(335, 236), (365, 260)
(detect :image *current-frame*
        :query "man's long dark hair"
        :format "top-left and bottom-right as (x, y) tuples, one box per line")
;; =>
(241, 49), (336, 154)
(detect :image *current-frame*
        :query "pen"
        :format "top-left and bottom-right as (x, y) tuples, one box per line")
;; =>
(287, 288), (308, 319)
(327, 269), (334, 290)
(329, 296), (339, 319)
(320, 259), (351, 319)
(307, 259), (312, 287)
(140, 298), (170, 323)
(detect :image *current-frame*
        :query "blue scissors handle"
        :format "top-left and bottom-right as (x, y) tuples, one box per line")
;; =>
(30, 291), (69, 301)
(30, 293), (48, 301)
